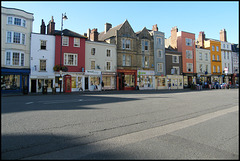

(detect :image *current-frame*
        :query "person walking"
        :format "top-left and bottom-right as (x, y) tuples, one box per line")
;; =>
(168, 82), (171, 90)
(101, 81), (104, 91)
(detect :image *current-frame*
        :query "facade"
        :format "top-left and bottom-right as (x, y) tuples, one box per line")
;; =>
(1, 6), (34, 94)
(98, 20), (138, 90)
(231, 44), (239, 86)
(30, 32), (55, 93)
(149, 24), (166, 90)
(204, 39), (223, 84)
(85, 30), (117, 91)
(195, 47), (211, 86)
(165, 47), (183, 89)
(136, 27), (155, 90)
(166, 26), (196, 88)
(221, 41), (232, 84)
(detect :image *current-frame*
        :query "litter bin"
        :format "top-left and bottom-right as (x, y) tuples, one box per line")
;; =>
(23, 86), (28, 95)
(42, 86), (47, 94)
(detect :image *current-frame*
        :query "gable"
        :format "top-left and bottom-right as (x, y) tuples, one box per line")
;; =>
(118, 20), (136, 38)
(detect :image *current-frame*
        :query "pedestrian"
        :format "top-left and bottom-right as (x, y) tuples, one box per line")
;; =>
(101, 81), (104, 91)
(168, 82), (171, 90)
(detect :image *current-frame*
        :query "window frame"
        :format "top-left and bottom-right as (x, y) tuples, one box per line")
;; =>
(64, 53), (78, 66)
(40, 59), (47, 71)
(62, 36), (69, 46)
(74, 38), (80, 47)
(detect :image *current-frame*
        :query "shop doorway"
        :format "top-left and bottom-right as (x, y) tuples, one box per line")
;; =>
(31, 79), (36, 93)
(85, 77), (89, 90)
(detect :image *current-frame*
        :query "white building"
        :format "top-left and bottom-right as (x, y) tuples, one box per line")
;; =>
(195, 47), (211, 85)
(1, 6), (34, 94)
(30, 33), (55, 93)
(85, 39), (117, 91)
(221, 41), (232, 84)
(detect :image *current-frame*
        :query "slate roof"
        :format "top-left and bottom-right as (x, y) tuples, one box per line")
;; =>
(98, 23), (124, 41)
(54, 29), (87, 39)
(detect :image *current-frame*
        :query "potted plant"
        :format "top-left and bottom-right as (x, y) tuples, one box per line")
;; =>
(53, 65), (68, 72)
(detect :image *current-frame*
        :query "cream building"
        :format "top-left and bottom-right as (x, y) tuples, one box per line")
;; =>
(1, 6), (34, 94)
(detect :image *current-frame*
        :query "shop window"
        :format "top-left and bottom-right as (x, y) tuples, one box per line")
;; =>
(102, 76), (111, 87)
(1, 74), (20, 90)
(157, 78), (166, 87)
(124, 75), (135, 87)
(71, 77), (76, 88)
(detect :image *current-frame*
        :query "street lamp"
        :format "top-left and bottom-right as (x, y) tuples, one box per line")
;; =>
(59, 13), (68, 93)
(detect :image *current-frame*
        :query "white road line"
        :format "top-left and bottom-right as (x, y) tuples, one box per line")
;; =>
(24, 105), (238, 159)
(25, 102), (34, 105)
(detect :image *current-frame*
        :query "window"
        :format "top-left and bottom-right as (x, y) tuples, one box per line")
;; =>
(7, 17), (13, 24)
(145, 41), (149, 51)
(144, 56), (149, 67)
(12, 52), (20, 66)
(7, 31), (25, 44)
(106, 49), (111, 57)
(205, 53), (208, 61)
(212, 55), (215, 60)
(91, 61), (95, 69)
(216, 46), (219, 51)
(213, 66), (216, 72)
(186, 50), (192, 59)
(22, 19), (26, 27)
(217, 66), (220, 73)
(122, 38), (131, 49)
(157, 37), (162, 45)
(13, 32), (21, 44)
(187, 63), (193, 72)
(7, 31), (12, 43)
(227, 52), (229, 59)
(106, 62), (111, 70)
(212, 46), (215, 51)
(205, 65), (208, 72)
(74, 38), (80, 47)
(185, 38), (192, 46)
(5, 51), (24, 66)
(64, 53), (77, 66)
(217, 55), (219, 61)
(123, 55), (131, 66)
(91, 48), (96, 55)
(62, 36), (69, 46)
(157, 63), (163, 72)
(172, 55), (179, 63)
(14, 18), (21, 26)
(224, 51), (226, 59)
(40, 60), (46, 71)
(199, 53), (202, 60)
(6, 52), (11, 65)
(223, 44), (225, 48)
(173, 66), (180, 75)
(40, 40), (46, 50)
(158, 50), (163, 58)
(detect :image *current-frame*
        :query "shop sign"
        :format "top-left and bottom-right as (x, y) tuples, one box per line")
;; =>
(138, 70), (155, 76)
(85, 70), (101, 75)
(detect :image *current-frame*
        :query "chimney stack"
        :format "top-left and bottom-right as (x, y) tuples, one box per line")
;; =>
(105, 23), (112, 33)
(171, 26), (178, 49)
(220, 29), (227, 42)
(90, 28), (98, 41)
(197, 31), (205, 48)
(87, 28), (91, 40)
(40, 19), (46, 34)
(47, 16), (55, 35)
(152, 24), (158, 31)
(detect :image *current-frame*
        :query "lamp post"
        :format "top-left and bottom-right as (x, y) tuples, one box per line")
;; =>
(59, 13), (68, 93)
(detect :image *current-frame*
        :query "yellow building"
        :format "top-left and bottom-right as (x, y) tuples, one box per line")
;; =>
(204, 39), (222, 84)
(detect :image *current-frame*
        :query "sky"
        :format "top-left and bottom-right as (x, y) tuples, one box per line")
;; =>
(1, 1), (239, 44)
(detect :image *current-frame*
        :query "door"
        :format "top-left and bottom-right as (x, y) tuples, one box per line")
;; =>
(85, 77), (88, 90)
(31, 79), (36, 93)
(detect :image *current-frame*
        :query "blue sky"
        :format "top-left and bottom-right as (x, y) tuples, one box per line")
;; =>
(2, 1), (239, 44)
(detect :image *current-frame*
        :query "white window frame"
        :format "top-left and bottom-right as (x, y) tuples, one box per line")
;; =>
(213, 66), (216, 72)
(7, 16), (26, 27)
(5, 51), (24, 66)
(122, 38), (131, 50)
(157, 37), (162, 46)
(199, 53), (202, 60)
(74, 38), (80, 47)
(106, 49), (111, 57)
(172, 55), (179, 63)
(185, 38), (192, 46)
(91, 48), (96, 55)
(62, 36), (69, 46)
(158, 50), (163, 58)
(187, 63), (193, 72)
(186, 50), (193, 59)
(157, 63), (163, 72)
(39, 59), (46, 71)
(205, 53), (208, 61)
(64, 53), (78, 66)
(40, 40), (47, 50)
(212, 45), (215, 51)
(106, 61), (111, 71)
(173, 66), (180, 75)
(91, 60), (95, 69)
(6, 31), (25, 45)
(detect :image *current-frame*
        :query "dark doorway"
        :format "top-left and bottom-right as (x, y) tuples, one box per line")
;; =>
(188, 76), (192, 87)
(31, 79), (36, 93)
(85, 77), (88, 90)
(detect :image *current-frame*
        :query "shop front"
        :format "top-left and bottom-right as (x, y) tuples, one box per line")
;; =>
(117, 69), (137, 90)
(85, 70), (102, 91)
(102, 72), (116, 90)
(155, 75), (167, 90)
(1, 68), (29, 94)
(183, 73), (197, 88)
(137, 70), (155, 90)
(30, 76), (54, 93)
(166, 75), (183, 89)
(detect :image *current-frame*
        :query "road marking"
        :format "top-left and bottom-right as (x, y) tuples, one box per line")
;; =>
(24, 105), (238, 159)
(38, 98), (102, 104)
(25, 102), (34, 105)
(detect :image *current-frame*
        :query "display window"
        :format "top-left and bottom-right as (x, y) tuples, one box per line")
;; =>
(1, 74), (20, 90)
(157, 77), (165, 87)
(124, 75), (135, 87)
(90, 76), (100, 86)
(139, 75), (153, 88)
(71, 77), (76, 88)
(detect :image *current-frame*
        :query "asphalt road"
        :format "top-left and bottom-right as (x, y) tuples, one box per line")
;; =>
(1, 89), (239, 159)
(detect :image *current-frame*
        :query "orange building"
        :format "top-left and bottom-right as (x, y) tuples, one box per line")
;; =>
(204, 39), (222, 84)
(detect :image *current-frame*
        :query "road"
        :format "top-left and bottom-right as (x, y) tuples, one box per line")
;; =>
(1, 89), (239, 159)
